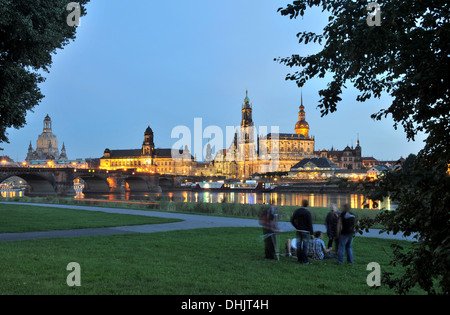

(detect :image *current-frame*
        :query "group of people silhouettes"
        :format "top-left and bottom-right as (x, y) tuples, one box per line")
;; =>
(261, 200), (358, 264)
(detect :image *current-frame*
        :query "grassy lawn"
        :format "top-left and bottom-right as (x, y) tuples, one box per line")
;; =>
(0, 201), (424, 295)
(0, 226), (425, 295)
(0, 203), (180, 233)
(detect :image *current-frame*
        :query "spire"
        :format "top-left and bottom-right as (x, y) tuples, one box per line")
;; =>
(244, 89), (251, 106)
(241, 89), (253, 127)
(301, 86), (303, 107)
(295, 87), (310, 137)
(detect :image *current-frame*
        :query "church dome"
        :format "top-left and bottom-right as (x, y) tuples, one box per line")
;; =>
(295, 120), (309, 129)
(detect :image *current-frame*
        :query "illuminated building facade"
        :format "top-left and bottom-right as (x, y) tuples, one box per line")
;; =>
(316, 140), (362, 170)
(213, 90), (316, 178)
(259, 89), (316, 173)
(100, 125), (195, 175)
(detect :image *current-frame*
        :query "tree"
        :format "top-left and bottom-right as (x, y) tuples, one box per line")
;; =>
(0, 0), (90, 146)
(276, 0), (449, 294)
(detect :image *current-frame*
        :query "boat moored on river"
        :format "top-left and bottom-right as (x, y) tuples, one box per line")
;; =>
(194, 180), (273, 192)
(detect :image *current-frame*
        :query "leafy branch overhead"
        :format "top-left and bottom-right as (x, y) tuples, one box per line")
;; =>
(276, 0), (450, 148)
(0, 0), (90, 145)
(276, 0), (449, 295)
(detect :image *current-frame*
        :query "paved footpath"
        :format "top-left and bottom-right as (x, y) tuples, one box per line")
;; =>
(0, 202), (416, 242)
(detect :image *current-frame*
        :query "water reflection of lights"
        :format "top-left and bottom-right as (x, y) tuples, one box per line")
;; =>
(203, 192), (210, 203)
(247, 193), (256, 205)
(68, 190), (390, 210)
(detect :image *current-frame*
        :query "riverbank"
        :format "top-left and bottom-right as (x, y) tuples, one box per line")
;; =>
(0, 195), (383, 229)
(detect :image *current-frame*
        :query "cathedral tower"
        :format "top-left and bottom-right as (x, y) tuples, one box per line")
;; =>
(241, 89), (254, 128)
(238, 90), (257, 177)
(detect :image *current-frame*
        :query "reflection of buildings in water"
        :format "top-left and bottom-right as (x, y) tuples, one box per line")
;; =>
(350, 194), (358, 209)
(75, 191), (85, 199)
(216, 192), (225, 203)
(0, 189), (25, 198)
(71, 190), (391, 210)
(247, 193), (256, 205)
(203, 192), (210, 203)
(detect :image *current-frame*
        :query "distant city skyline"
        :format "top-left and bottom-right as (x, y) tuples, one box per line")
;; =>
(1, 0), (426, 162)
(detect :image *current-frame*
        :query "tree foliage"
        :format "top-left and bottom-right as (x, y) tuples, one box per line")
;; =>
(0, 0), (89, 145)
(277, 0), (449, 294)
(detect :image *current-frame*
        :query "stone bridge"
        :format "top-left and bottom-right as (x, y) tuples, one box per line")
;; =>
(0, 167), (181, 196)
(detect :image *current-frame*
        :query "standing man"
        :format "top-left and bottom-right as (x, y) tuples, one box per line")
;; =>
(336, 204), (358, 264)
(325, 204), (340, 251)
(260, 203), (279, 259)
(291, 200), (314, 264)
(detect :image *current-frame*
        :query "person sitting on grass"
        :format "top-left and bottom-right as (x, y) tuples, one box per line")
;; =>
(309, 231), (337, 260)
(285, 238), (298, 257)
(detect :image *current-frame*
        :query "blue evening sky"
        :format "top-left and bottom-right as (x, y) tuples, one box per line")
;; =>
(2, 0), (425, 161)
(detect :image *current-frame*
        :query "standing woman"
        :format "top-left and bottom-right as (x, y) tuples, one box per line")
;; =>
(325, 204), (340, 251)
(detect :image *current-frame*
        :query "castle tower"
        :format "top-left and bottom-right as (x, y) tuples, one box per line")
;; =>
(142, 125), (155, 156)
(295, 89), (310, 137)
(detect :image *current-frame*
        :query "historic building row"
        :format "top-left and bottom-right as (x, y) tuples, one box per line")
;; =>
(23, 91), (371, 178)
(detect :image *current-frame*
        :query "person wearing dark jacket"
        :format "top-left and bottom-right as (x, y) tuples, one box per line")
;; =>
(325, 204), (340, 251)
(260, 204), (279, 259)
(336, 204), (358, 264)
(291, 200), (314, 264)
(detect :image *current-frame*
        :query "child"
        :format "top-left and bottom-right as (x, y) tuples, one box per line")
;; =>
(310, 231), (336, 260)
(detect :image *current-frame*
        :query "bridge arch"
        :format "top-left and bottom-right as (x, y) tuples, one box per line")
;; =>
(74, 175), (110, 194)
(158, 177), (173, 188)
(123, 176), (151, 192)
(0, 173), (56, 195)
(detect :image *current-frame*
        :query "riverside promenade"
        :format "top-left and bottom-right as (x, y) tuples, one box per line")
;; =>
(0, 202), (416, 242)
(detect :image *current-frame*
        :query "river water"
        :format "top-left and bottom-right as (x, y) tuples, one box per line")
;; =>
(78, 190), (390, 210)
